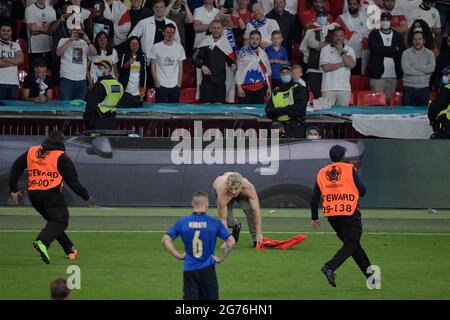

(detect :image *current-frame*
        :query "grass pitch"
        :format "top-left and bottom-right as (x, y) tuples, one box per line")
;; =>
(1, 207), (450, 300)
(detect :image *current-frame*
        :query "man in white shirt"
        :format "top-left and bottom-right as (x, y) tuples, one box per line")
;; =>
(56, 28), (97, 100)
(319, 27), (356, 106)
(0, 21), (24, 100)
(244, 3), (280, 48)
(193, 0), (220, 49)
(25, 0), (57, 67)
(129, 0), (180, 87)
(407, 0), (441, 42)
(102, 0), (131, 46)
(150, 23), (186, 103)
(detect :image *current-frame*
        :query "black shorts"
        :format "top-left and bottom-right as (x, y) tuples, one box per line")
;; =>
(183, 264), (218, 300)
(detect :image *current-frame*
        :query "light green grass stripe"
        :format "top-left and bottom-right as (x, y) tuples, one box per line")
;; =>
(1, 207), (449, 219)
(1, 230), (450, 236)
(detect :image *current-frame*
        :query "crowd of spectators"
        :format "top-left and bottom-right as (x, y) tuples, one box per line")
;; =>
(0, 0), (449, 106)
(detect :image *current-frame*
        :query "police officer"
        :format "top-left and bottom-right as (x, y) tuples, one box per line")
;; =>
(84, 60), (124, 131)
(9, 131), (95, 264)
(265, 65), (309, 138)
(310, 145), (372, 287)
(428, 66), (450, 139)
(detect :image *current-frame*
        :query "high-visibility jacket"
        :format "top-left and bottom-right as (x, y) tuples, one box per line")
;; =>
(436, 84), (450, 121)
(26, 145), (64, 191)
(271, 84), (298, 122)
(316, 162), (359, 217)
(97, 79), (124, 114)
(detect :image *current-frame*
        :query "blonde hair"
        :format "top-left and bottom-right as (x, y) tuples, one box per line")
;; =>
(226, 173), (243, 188)
(191, 191), (209, 208)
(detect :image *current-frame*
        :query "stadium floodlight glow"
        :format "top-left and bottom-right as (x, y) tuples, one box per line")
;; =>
(170, 121), (280, 175)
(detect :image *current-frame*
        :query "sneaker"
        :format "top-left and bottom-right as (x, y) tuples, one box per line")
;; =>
(231, 221), (242, 243)
(68, 249), (78, 260)
(33, 240), (50, 264)
(321, 264), (336, 287)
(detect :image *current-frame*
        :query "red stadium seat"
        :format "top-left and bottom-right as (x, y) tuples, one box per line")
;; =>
(180, 88), (198, 103)
(389, 91), (402, 106)
(350, 75), (370, 91)
(52, 86), (59, 100)
(349, 92), (355, 106)
(181, 58), (195, 88)
(146, 88), (155, 103)
(356, 90), (387, 106)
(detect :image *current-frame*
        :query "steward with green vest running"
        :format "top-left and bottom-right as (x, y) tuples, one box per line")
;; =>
(265, 65), (309, 138)
(428, 66), (450, 139)
(84, 60), (124, 131)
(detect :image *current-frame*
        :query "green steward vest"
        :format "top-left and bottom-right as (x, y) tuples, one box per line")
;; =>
(271, 84), (298, 122)
(437, 84), (450, 121)
(98, 79), (124, 114)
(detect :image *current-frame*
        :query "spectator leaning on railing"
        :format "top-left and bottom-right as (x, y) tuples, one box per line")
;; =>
(22, 58), (53, 102)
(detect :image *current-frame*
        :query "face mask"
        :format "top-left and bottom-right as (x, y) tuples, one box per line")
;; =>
(443, 75), (449, 85)
(317, 16), (327, 26)
(281, 74), (292, 83)
(380, 20), (391, 30)
(96, 69), (103, 78)
(307, 135), (320, 140)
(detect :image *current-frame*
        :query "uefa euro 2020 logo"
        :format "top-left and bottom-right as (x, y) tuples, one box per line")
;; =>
(366, 5), (381, 30)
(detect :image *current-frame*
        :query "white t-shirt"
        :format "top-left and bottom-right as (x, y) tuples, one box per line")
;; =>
(25, 3), (57, 53)
(126, 60), (141, 96)
(407, 7), (441, 29)
(193, 6), (219, 48)
(244, 18), (280, 46)
(89, 49), (119, 83)
(379, 30), (396, 78)
(319, 44), (356, 91)
(26, 0), (52, 7)
(0, 41), (22, 85)
(58, 38), (90, 81)
(397, 0), (422, 16)
(149, 41), (186, 88)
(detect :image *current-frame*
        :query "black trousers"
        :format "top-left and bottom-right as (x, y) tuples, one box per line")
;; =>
(326, 211), (371, 277)
(155, 86), (180, 103)
(117, 92), (143, 108)
(200, 81), (225, 103)
(239, 87), (266, 104)
(308, 72), (322, 99)
(183, 264), (219, 300)
(89, 113), (116, 130)
(29, 190), (73, 255)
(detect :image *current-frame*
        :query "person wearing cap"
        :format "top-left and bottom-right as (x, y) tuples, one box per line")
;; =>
(311, 145), (372, 287)
(428, 66), (450, 138)
(367, 11), (405, 100)
(84, 60), (124, 131)
(265, 64), (309, 138)
(9, 131), (95, 264)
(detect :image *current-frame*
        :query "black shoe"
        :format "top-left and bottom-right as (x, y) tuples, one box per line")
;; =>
(231, 221), (242, 243)
(321, 265), (336, 287)
(253, 241), (257, 247)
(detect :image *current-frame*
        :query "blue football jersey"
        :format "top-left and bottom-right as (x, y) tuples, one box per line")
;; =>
(166, 212), (231, 271)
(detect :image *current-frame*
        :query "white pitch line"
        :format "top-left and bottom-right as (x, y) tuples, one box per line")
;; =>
(0, 230), (450, 236)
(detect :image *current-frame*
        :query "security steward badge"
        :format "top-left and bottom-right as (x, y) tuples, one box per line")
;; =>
(111, 85), (121, 93)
